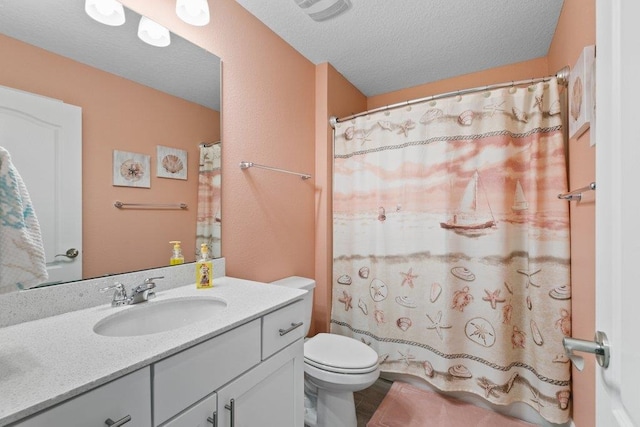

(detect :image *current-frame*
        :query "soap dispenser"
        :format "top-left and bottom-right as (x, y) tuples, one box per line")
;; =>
(169, 241), (184, 265)
(196, 243), (213, 289)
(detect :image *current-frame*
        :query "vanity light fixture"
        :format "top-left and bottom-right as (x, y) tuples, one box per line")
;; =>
(84, 0), (125, 26)
(138, 16), (171, 47)
(176, 0), (210, 26)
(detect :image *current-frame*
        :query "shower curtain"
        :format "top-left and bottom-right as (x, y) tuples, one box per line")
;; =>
(331, 79), (571, 424)
(196, 143), (222, 258)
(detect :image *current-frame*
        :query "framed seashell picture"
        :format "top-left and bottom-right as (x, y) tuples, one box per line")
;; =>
(113, 150), (151, 188)
(157, 145), (187, 180)
(568, 45), (595, 140)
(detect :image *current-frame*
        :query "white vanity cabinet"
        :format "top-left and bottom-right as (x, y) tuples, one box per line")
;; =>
(13, 367), (151, 427)
(5, 296), (305, 427)
(155, 300), (305, 427)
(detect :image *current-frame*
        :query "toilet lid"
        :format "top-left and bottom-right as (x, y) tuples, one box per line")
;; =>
(304, 333), (379, 373)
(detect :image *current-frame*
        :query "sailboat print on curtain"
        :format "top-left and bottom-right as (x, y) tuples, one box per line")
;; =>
(511, 180), (529, 213)
(440, 170), (496, 231)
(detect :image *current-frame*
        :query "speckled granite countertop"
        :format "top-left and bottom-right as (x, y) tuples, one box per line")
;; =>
(0, 277), (305, 426)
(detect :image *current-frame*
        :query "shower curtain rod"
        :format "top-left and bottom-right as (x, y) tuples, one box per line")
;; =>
(199, 141), (221, 147)
(329, 66), (570, 127)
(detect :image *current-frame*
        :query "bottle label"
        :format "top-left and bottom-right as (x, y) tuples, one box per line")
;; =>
(196, 260), (213, 288)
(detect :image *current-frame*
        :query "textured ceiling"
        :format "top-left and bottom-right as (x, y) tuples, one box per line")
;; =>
(236, 0), (565, 96)
(0, 0), (220, 111)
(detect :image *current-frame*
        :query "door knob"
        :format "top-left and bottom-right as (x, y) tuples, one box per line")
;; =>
(562, 330), (610, 371)
(54, 248), (79, 259)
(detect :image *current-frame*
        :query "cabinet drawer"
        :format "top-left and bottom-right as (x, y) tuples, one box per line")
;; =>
(262, 300), (305, 359)
(161, 392), (217, 427)
(153, 319), (261, 426)
(15, 367), (151, 427)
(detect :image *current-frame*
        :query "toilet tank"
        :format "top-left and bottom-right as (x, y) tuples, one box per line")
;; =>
(270, 276), (315, 336)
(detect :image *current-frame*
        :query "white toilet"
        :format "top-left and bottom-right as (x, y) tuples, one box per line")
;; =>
(271, 277), (380, 427)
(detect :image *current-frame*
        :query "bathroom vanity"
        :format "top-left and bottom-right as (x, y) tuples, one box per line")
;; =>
(0, 276), (306, 426)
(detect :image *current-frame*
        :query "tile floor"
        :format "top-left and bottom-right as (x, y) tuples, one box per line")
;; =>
(354, 378), (394, 427)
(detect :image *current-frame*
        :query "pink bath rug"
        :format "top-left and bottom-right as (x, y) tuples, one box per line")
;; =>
(367, 382), (536, 427)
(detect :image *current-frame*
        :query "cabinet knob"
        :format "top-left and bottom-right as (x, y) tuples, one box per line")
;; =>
(104, 415), (131, 426)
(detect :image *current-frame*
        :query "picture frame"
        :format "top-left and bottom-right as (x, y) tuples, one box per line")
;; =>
(568, 45), (595, 140)
(113, 150), (151, 188)
(157, 145), (188, 180)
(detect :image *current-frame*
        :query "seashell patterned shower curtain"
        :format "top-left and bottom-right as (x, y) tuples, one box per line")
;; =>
(331, 78), (571, 424)
(196, 143), (222, 258)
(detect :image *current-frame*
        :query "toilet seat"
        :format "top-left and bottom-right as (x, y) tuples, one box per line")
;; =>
(304, 333), (379, 374)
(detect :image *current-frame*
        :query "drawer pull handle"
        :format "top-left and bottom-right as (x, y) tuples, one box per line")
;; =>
(279, 321), (304, 336)
(105, 415), (131, 427)
(207, 410), (218, 426)
(225, 398), (235, 427)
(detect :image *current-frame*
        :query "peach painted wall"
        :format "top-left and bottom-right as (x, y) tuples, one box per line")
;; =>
(548, 1), (597, 426)
(314, 63), (366, 334)
(368, 57), (549, 109)
(120, 0), (317, 282)
(0, 34), (220, 279)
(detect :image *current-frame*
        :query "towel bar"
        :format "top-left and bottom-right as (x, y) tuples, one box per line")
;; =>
(239, 161), (311, 180)
(114, 201), (187, 209)
(557, 182), (596, 201)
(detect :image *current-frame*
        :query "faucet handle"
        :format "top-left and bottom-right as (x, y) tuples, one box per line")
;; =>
(100, 283), (128, 307)
(100, 283), (126, 294)
(144, 276), (164, 285)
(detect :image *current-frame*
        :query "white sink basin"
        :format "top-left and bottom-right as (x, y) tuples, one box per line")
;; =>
(93, 297), (227, 337)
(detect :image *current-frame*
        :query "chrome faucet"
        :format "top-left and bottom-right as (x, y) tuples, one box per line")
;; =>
(100, 276), (164, 307)
(129, 276), (163, 304)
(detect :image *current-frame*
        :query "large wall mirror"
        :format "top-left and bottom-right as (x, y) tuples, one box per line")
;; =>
(0, 0), (221, 291)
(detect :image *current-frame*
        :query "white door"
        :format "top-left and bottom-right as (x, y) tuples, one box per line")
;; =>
(0, 85), (82, 286)
(595, 0), (640, 425)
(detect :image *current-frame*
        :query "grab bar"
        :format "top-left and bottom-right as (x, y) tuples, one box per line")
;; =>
(114, 201), (188, 210)
(557, 182), (596, 201)
(239, 161), (311, 180)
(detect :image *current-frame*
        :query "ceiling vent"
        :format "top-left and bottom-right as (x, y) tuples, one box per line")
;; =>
(294, 0), (351, 22)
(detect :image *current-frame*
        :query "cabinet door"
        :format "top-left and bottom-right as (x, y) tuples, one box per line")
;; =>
(15, 367), (151, 427)
(217, 340), (304, 427)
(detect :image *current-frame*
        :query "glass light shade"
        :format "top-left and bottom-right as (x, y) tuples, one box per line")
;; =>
(85, 0), (125, 26)
(176, 0), (210, 26)
(137, 16), (171, 47)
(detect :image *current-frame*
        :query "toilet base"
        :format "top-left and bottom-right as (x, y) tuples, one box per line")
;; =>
(316, 388), (356, 427)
